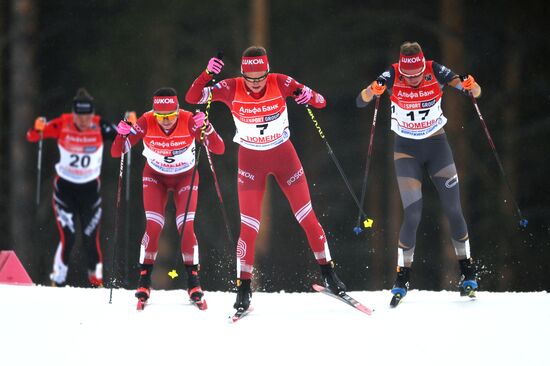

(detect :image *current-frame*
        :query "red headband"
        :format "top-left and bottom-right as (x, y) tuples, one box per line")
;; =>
(241, 55), (270, 73)
(153, 96), (178, 113)
(398, 52), (426, 76)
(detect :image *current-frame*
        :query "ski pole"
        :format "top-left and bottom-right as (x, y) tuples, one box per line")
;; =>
(123, 111), (136, 286)
(168, 114), (208, 280)
(204, 50), (224, 115)
(205, 146), (235, 244)
(461, 75), (528, 228)
(202, 50), (234, 243)
(297, 90), (373, 223)
(354, 88), (382, 235)
(35, 131), (44, 207)
(109, 134), (127, 304)
(167, 51), (225, 280)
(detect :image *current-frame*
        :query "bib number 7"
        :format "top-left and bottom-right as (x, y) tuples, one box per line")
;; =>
(256, 123), (268, 135)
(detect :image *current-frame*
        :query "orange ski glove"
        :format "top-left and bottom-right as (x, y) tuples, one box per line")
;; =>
(461, 75), (476, 90)
(370, 80), (386, 96)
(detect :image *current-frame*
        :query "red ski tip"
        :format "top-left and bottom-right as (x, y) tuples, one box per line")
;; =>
(136, 299), (146, 311)
(194, 300), (208, 310)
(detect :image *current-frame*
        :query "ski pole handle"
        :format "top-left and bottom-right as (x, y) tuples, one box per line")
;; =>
(375, 77), (386, 86)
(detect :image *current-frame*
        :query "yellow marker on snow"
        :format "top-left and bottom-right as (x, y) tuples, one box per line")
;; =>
(363, 218), (374, 228)
(168, 269), (179, 279)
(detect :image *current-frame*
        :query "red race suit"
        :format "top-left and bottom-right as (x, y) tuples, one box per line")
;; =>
(186, 71), (331, 279)
(111, 109), (224, 265)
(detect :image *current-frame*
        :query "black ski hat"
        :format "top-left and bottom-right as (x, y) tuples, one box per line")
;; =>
(72, 88), (94, 114)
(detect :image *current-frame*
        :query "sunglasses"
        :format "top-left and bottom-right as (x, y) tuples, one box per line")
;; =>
(242, 71), (269, 83)
(401, 68), (425, 78)
(153, 111), (178, 121)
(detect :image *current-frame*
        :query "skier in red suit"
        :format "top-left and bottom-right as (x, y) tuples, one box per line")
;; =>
(26, 88), (116, 287)
(186, 46), (347, 312)
(111, 87), (224, 306)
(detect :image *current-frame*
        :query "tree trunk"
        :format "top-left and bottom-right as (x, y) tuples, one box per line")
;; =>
(439, 0), (467, 289)
(0, 0), (9, 249)
(499, 13), (522, 290)
(248, 0), (271, 289)
(251, 0), (269, 48)
(9, 0), (39, 278)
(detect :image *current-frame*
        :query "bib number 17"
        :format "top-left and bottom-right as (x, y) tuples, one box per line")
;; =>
(405, 109), (430, 121)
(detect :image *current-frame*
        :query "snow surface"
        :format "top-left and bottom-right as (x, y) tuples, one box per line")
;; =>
(1, 284), (548, 366)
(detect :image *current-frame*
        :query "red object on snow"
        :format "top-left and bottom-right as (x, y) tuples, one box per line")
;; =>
(0, 250), (34, 285)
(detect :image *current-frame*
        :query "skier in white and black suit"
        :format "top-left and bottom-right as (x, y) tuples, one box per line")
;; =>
(26, 88), (117, 287)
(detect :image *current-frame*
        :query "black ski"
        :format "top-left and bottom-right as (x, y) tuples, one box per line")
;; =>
(390, 293), (403, 308)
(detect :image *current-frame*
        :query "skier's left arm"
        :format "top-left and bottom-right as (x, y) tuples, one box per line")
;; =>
(277, 74), (327, 109)
(434, 62), (482, 98)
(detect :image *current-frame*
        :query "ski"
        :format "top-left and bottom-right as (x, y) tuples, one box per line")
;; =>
(135, 287), (150, 311)
(188, 288), (208, 310)
(460, 285), (477, 299)
(136, 298), (148, 311)
(390, 293), (403, 308)
(312, 284), (373, 315)
(229, 307), (254, 323)
(191, 298), (208, 310)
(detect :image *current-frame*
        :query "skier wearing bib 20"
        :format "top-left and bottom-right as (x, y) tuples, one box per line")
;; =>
(356, 42), (481, 307)
(26, 88), (117, 287)
(111, 88), (224, 308)
(186, 46), (347, 312)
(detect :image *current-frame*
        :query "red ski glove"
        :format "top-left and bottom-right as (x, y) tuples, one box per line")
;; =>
(191, 111), (213, 136)
(116, 120), (133, 136)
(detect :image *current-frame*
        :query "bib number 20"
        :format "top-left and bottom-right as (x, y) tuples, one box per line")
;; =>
(69, 154), (91, 168)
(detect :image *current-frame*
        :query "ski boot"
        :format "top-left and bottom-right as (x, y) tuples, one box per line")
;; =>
(185, 264), (207, 310)
(390, 266), (411, 308)
(459, 258), (478, 298)
(88, 263), (103, 288)
(233, 279), (252, 311)
(50, 263), (68, 287)
(50, 246), (68, 287)
(320, 261), (347, 295)
(135, 264), (153, 310)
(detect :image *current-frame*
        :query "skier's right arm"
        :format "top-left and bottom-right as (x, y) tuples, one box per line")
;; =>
(110, 115), (147, 158)
(185, 57), (235, 106)
(356, 68), (393, 108)
(26, 116), (61, 142)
